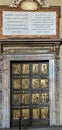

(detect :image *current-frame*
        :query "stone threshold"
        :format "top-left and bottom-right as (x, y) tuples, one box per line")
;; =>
(0, 127), (62, 130)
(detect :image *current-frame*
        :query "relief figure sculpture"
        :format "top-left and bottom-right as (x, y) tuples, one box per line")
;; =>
(32, 78), (39, 88)
(22, 79), (29, 89)
(32, 64), (39, 73)
(41, 64), (48, 74)
(22, 94), (29, 104)
(33, 108), (39, 119)
(22, 109), (29, 119)
(32, 94), (39, 104)
(13, 64), (21, 74)
(22, 64), (29, 74)
(41, 79), (48, 88)
(41, 107), (48, 119)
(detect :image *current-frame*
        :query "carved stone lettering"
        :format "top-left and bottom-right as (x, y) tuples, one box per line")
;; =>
(3, 11), (56, 35)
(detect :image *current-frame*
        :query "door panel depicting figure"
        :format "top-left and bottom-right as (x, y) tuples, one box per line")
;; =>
(10, 61), (49, 127)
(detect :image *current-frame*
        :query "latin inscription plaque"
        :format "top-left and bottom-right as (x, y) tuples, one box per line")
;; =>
(3, 11), (56, 35)
(0, 7), (60, 39)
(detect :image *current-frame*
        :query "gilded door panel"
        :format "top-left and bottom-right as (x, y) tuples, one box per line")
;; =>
(22, 94), (30, 104)
(13, 64), (21, 74)
(32, 94), (40, 104)
(22, 64), (30, 74)
(32, 64), (39, 74)
(41, 79), (48, 88)
(13, 109), (20, 120)
(12, 94), (21, 105)
(41, 107), (49, 119)
(10, 61), (49, 127)
(41, 63), (48, 74)
(13, 79), (21, 89)
(32, 78), (39, 89)
(22, 79), (29, 89)
(40, 93), (49, 104)
(22, 109), (29, 119)
(32, 108), (39, 119)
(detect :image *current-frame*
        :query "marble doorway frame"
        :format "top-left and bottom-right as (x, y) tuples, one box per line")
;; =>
(2, 53), (58, 128)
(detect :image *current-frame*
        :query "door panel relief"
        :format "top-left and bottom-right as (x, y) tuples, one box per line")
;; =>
(10, 61), (49, 127)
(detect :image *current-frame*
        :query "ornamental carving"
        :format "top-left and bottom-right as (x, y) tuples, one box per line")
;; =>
(9, 0), (50, 8)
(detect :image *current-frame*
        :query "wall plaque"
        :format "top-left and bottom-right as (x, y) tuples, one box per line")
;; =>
(0, 6), (60, 39)
(3, 11), (56, 35)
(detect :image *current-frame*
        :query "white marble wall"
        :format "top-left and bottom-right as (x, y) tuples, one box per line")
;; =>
(59, 45), (62, 125)
(0, 58), (2, 127)
(2, 59), (10, 128)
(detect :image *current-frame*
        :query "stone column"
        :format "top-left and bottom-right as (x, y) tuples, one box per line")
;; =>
(0, 44), (2, 127)
(55, 43), (60, 125)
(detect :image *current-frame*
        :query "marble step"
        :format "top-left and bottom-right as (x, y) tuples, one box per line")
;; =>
(0, 127), (62, 130)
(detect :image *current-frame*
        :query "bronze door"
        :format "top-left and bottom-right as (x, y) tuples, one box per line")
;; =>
(10, 61), (49, 127)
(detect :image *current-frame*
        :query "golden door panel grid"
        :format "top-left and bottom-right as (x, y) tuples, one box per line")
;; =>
(11, 61), (49, 126)
(12, 93), (49, 105)
(12, 107), (49, 120)
(12, 63), (48, 75)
